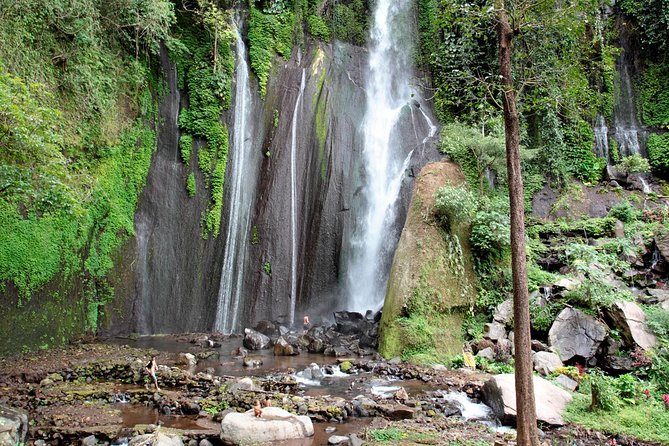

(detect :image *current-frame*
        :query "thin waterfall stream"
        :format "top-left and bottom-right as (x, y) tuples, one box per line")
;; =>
(215, 25), (254, 333)
(289, 69), (307, 327)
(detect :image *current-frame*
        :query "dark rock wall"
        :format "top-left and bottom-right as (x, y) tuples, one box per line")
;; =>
(104, 38), (441, 335)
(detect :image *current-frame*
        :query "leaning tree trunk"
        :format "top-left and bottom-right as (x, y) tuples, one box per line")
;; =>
(496, 2), (540, 445)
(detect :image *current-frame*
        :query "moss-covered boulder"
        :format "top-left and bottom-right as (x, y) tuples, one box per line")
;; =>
(379, 161), (477, 360)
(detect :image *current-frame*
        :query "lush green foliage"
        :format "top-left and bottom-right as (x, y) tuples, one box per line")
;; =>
(186, 172), (196, 197)
(433, 184), (478, 229)
(331, 0), (368, 45)
(172, 13), (233, 238)
(647, 133), (669, 175)
(638, 62), (669, 128)
(618, 154), (651, 175)
(307, 14), (330, 41)
(618, 0), (669, 54)
(248, 5), (295, 96)
(438, 123), (505, 192)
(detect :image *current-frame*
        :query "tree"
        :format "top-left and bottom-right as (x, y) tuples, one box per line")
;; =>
(495, 0), (539, 444)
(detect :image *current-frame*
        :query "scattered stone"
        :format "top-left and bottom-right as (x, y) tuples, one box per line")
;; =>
(243, 328), (271, 350)
(39, 378), (54, 387)
(0, 405), (28, 446)
(47, 373), (63, 382)
(394, 387), (409, 402)
(647, 288), (669, 302)
(431, 364), (447, 371)
(230, 346), (248, 357)
(483, 323), (506, 341)
(614, 220), (625, 238)
(129, 432), (183, 446)
(199, 440), (213, 446)
(482, 374), (572, 426)
(533, 351), (563, 376)
(531, 340), (551, 352)
(376, 404), (415, 420)
(548, 307), (607, 362)
(554, 374), (578, 392)
(328, 435), (349, 444)
(388, 357), (402, 365)
(255, 320), (277, 337)
(606, 301), (657, 350)
(243, 356), (263, 368)
(493, 299), (514, 325)
(82, 434), (98, 446)
(325, 427), (337, 433)
(476, 348), (495, 361)
(220, 407), (314, 444)
(274, 336), (299, 356)
(349, 434), (363, 446)
(177, 353), (197, 368)
(553, 278), (581, 291)
(228, 377), (258, 393)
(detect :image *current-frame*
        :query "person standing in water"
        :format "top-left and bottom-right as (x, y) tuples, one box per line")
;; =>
(145, 356), (160, 391)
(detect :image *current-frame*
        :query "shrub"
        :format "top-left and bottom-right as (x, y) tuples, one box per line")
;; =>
(607, 201), (641, 223)
(433, 184), (478, 229)
(647, 133), (669, 175)
(618, 154), (651, 175)
(307, 14), (330, 41)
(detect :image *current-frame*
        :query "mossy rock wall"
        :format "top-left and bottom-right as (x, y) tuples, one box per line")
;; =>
(379, 161), (477, 360)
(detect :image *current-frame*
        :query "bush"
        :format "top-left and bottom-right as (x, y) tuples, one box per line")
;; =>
(618, 154), (651, 175)
(644, 306), (669, 337)
(433, 184), (478, 229)
(608, 201), (641, 223)
(647, 133), (669, 175)
(307, 14), (330, 41)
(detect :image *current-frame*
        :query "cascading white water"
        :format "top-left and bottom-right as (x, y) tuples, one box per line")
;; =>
(289, 69), (307, 327)
(613, 58), (643, 157)
(215, 26), (254, 333)
(344, 0), (434, 312)
(593, 114), (610, 162)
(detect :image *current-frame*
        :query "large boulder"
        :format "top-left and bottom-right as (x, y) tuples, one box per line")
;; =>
(606, 301), (657, 350)
(220, 407), (313, 445)
(548, 308), (607, 362)
(655, 230), (669, 263)
(482, 374), (572, 426)
(243, 328), (271, 350)
(0, 405), (28, 446)
(493, 299), (513, 325)
(379, 162), (476, 358)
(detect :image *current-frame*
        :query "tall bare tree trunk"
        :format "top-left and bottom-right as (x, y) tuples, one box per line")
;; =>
(496, 2), (540, 445)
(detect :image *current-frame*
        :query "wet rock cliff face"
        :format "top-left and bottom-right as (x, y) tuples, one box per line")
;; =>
(104, 37), (440, 335)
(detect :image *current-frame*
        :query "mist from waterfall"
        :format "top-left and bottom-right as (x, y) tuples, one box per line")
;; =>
(343, 0), (434, 313)
(215, 25), (254, 334)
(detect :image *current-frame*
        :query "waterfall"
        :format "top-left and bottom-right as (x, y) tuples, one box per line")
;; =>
(593, 114), (610, 162)
(343, 0), (434, 312)
(613, 31), (645, 158)
(214, 26), (254, 333)
(289, 69), (307, 327)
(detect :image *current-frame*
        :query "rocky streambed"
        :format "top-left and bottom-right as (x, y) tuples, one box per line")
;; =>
(0, 324), (662, 446)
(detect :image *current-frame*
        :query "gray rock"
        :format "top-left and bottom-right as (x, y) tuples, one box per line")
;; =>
(220, 407), (314, 444)
(663, 300), (669, 311)
(188, 440), (198, 446)
(531, 340), (551, 352)
(655, 230), (669, 263)
(228, 377), (258, 393)
(484, 322), (506, 341)
(199, 440), (213, 446)
(482, 374), (572, 426)
(476, 347), (495, 361)
(274, 336), (299, 356)
(497, 338), (513, 355)
(533, 351), (563, 376)
(431, 364), (447, 371)
(554, 374), (579, 392)
(82, 435), (98, 446)
(647, 288), (669, 302)
(548, 307), (607, 362)
(178, 353), (197, 368)
(553, 277), (581, 291)
(0, 405), (28, 446)
(614, 220), (625, 238)
(129, 433), (183, 446)
(388, 357), (402, 365)
(607, 301), (657, 350)
(349, 434), (363, 446)
(328, 435), (349, 444)
(243, 328), (271, 350)
(493, 299), (514, 325)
